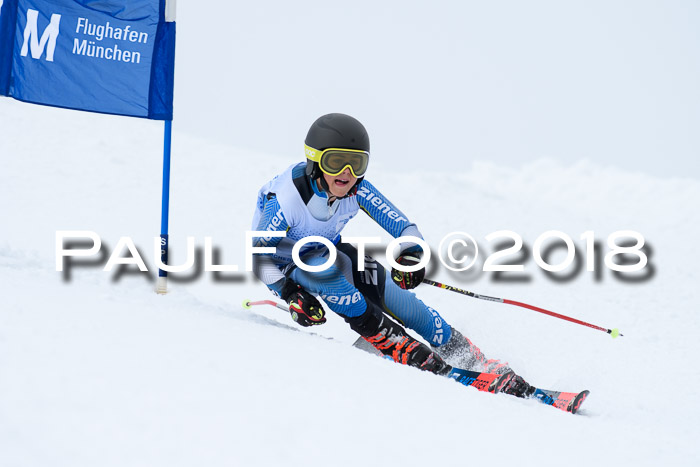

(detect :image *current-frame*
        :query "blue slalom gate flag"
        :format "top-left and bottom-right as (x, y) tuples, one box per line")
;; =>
(0, 0), (176, 119)
(1, 0), (178, 293)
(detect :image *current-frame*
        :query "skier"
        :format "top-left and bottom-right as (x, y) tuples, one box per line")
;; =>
(251, 113), (533, 397)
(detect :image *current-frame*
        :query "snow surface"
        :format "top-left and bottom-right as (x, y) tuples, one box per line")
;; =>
(1, 99), (699, 466)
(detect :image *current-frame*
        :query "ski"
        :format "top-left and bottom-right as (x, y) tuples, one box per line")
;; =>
(531, 387), (590, 414)
(448, 367), (589, 414)
(245, 299), (590, 414)
(354, 337), (590, 414)
(447, 367), (514, 394)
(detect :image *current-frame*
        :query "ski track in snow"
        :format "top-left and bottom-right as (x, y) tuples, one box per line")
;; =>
(1, 100), (699, 466)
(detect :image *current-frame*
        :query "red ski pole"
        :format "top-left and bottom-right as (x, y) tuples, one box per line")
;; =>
(422, 279), (623, 338)
(242, 299), (289, 312)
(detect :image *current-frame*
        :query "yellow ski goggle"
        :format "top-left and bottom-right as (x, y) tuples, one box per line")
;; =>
(304, 144), (369, 178)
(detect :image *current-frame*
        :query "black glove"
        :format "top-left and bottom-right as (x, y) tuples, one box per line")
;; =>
(280, 279), (326, 327)
(391, 254), (425, 290)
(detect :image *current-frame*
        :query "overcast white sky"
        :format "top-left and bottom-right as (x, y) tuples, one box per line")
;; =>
(174, 1), (699, 179)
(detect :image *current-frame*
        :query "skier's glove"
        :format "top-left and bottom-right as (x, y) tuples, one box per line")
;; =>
(280, 279), (327, 327)
(391, 254), (425, 290)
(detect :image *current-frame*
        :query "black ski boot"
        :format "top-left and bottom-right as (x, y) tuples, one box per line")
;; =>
(346, 303), (451, 376)
(364, 318), (451, 375)
(500, 372), (536, 398)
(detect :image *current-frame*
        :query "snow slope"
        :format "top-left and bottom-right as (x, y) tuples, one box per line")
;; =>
(1, 100), (699, 466)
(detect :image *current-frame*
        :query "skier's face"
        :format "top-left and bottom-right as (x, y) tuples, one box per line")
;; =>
(323, 168), (357, 198)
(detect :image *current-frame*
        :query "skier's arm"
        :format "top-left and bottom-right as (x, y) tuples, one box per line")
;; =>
(356, 179), (426, 288)
(252, 193), (328, 326)
(251, 194), (289, 294)
(355, 179), (425, 255)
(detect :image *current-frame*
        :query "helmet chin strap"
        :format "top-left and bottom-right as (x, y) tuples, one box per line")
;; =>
(317, 174), (331, 193)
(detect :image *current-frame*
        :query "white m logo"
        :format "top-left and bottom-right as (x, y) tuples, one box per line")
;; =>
(20, 9), (61, 62)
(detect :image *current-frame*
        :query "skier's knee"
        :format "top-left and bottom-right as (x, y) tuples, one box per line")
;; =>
(344, 301), (384, 336)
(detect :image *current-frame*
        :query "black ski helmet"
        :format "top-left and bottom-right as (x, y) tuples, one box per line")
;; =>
(304, 113), (370, 180)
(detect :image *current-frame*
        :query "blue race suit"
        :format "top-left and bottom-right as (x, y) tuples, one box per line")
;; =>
(251, 162), (452, 347)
